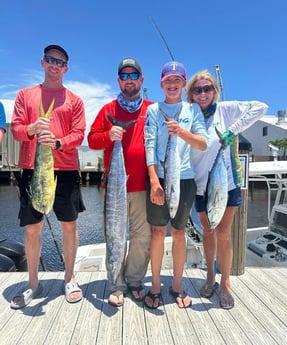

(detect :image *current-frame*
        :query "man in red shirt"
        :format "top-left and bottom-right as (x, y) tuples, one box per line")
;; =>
(88, 57), (153, 306)
(11, 44), (86, 309)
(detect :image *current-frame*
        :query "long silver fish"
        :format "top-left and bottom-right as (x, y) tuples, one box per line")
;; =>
(104, 114), (137, 285)
(160, 107), (181, 219)
(31, 98), (56, 214)
(206, 131), (228, 229)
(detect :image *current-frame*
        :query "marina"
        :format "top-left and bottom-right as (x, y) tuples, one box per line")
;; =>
(1, 160), (287, 344)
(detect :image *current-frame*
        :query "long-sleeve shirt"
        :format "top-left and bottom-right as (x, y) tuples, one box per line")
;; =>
(0, 101), (6, 132)
(144, 101), (209, 179)
(88, 99), (153, 192)
(193, 100), (269, 195)
(11, 85), (86, 170)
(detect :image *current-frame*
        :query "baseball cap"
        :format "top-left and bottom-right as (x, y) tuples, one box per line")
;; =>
(118, 57), (142, 74)
(44, 44), (69, 61)
(161, 61), (186, 81)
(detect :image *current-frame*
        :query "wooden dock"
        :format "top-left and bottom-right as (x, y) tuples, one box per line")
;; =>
(0, 267), (286, 345)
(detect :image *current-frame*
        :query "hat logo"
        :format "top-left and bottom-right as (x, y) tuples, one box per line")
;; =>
(170, 63), (178, 71)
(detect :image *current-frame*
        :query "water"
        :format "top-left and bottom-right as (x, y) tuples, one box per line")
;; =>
(0, 183), (104, 271)
(0, 182), (272, 271)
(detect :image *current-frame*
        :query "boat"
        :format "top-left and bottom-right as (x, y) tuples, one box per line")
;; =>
(0, 238), (27, 272)
(74, 159), (287, 272)
(247, 160), (287, 266)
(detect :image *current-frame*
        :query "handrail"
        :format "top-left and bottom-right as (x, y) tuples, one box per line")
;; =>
(249, 175), (287, 219)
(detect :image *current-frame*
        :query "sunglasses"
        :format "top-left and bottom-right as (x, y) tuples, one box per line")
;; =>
(43, 55), (67, 68)
(191, 85), (214, 94)
(119, 72), (140, 81)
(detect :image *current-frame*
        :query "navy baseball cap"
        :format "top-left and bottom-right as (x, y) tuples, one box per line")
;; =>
(161, 61), (186, 81)
(44, 44), (69, 61)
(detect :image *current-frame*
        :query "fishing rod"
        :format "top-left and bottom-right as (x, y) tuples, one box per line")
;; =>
(43, 211), (65, 270)
(150, 17), (175, 61)
(5, 154), (65, 270)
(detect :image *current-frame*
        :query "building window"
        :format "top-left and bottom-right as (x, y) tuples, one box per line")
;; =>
(263, 126), (268, 136)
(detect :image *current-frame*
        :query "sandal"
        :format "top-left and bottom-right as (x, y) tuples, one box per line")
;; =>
(128, 285), (145, 302)
(64, 282), (82, 304)
(10, 283), (43, 309)
(144, 290), (161, 309)
(200, 282), (219, 298)
(219, 291), (234, 309)
(169, 287), (192, 308)
(108, 290), (124, 307)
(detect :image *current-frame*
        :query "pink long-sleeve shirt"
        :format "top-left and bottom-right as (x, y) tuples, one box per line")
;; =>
(12, 85), (86, 170)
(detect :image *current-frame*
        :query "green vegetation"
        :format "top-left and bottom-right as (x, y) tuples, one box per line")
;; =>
(270, 138), (287, 158)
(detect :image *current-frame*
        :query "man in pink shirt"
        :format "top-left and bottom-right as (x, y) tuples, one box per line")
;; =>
(11, 44), (86, 309)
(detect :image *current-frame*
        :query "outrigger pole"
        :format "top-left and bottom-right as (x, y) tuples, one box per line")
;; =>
(150, 17), (175, 61)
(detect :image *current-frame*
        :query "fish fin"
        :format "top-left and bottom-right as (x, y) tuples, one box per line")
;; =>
(160, 109), (172, 122)
(215, 127), (222, 138)
(215, 127), (226, 148)
(106, 113), (137, 129)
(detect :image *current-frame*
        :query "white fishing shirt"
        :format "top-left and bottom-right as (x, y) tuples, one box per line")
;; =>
(145, 101), (209, 179)
(193, 100), (269, 196)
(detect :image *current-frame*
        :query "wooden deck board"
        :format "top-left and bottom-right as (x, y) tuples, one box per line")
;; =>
(0, 268), (286, 345)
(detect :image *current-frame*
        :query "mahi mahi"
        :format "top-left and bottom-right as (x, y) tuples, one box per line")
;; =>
(104, 114), (137, 285)
(160, 107), (182, 219)
(31, 98), (57, 214)
(206, 145), (228, 230)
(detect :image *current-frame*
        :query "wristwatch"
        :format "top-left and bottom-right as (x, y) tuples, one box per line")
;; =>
(55, 139), (61, 150)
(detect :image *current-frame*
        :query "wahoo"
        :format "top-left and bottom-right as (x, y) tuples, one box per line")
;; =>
(31, 98), (57, 214)
(104, 114), (137, 285)
(160, 107), (181, 219)
(206, 146), (228, 229)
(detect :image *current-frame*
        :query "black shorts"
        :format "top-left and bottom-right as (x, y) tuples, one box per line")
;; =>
(146, 178), (196, 230)
(18, 169), (86, 227)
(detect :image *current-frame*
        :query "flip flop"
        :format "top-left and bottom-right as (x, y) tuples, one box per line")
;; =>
(169, 287), (192, 308)
(108, 290), (124, 307)
(64, 282), (82, 303)
(219, 291), (234, 309)
(200, 282), (219, 298)
(144, 290), (161, 309)
(128, 285), (145, 302)
(10, 283), (43, 309)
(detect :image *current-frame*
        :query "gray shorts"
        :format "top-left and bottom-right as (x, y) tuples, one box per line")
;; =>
(18, 169), (85, 227)
(146, 178), (196, 230)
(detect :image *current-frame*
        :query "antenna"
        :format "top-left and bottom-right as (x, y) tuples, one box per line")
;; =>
(143, 88), (148, 100)
(150, 17), (175, 61)
(215, 65), (224, 101)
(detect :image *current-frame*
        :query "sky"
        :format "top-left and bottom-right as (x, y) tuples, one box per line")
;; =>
(1, 0), (287, 145)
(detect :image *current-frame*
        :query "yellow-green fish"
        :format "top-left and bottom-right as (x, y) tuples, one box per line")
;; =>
(31, 98), (56, 214)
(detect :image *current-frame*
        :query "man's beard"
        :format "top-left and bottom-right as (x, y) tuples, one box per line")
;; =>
(121, 85), (140, 99)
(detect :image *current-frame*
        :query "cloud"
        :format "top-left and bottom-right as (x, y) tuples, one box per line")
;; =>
(65, 80), (116, 133)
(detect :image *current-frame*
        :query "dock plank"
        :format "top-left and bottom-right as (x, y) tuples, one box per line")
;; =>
(71, 271), (106, 345)
(0, 268), (286, 345)
(234, 270), (287, 344)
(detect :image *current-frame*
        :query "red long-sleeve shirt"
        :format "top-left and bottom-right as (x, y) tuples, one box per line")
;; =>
(12, 85), (86, 170)
(88, 99), (153, 192)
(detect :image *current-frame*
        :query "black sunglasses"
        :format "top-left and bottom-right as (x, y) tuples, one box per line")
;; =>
(191, 85), (214, 94)
(43, 55), (67, 68)
(119, 72), (140, 81)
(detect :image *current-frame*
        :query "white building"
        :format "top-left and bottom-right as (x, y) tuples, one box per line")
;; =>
(243, 111), (287, 160)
